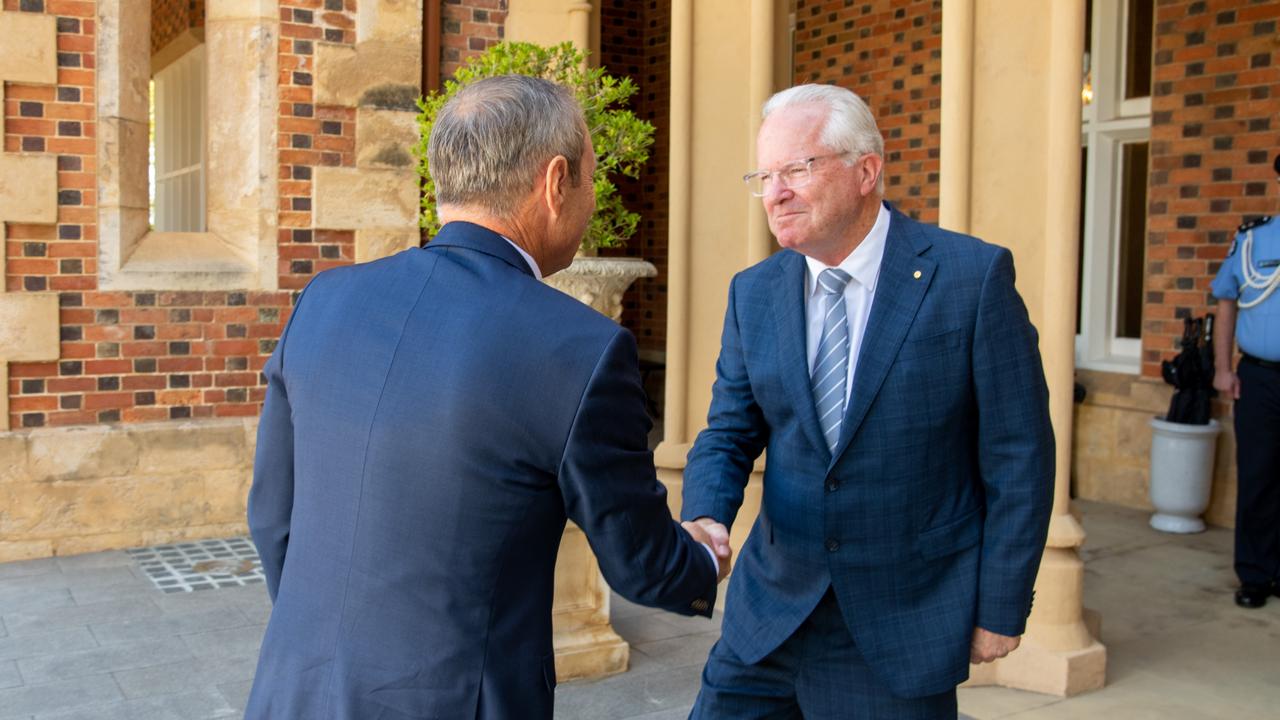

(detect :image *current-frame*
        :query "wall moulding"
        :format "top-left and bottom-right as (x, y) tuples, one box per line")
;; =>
(96, 0), (279, 291)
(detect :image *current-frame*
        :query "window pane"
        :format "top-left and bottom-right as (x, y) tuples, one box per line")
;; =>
(1124, 0), (1153, 99)
(1115, 141), (1148, 339)
(1076, 144), (1087, 336)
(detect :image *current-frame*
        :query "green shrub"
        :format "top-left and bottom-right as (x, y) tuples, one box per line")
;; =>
(414, 41), (654, 251)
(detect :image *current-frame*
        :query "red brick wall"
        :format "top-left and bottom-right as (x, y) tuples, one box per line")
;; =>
(1143, 0), (1280, 377)
(441, 0), (507, 84)
(2, 0), (367, 428)
(151, 0), (205, 55)
(792, 0), (943, 223)
(600, 0), (670, 357)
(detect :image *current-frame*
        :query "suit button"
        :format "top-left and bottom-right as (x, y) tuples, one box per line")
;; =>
(826, 480), (838, 492)
(825, 538), (840, 552)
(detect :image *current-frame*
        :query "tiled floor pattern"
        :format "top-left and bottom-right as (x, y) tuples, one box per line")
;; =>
(126, 538), (264, 594)
(0, 502), (1278, 718)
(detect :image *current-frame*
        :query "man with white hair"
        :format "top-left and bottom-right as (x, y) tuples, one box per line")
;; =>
(245, 74), (727, 720)
(681, 84), (1055, 718)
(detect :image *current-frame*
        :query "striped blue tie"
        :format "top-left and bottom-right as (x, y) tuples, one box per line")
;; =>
(812, 268), (852, 453)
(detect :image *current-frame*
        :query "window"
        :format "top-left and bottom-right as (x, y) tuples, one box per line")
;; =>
(97, 0), (278, 291)
(151, 44), (207, 233)
(1076, 0), (1153, 372)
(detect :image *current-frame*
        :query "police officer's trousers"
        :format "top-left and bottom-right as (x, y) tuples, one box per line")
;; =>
(1235, 357), (1280, 588)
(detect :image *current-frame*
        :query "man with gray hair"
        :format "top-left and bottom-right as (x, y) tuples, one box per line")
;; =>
(681, 83), (1054, 717)
(245, 74), (726, 720)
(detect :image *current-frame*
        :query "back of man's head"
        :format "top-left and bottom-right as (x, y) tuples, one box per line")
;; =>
(429, 75), (588, 218)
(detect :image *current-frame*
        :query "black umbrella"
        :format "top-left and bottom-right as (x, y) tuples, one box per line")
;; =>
(1160, 314), (1217, 424)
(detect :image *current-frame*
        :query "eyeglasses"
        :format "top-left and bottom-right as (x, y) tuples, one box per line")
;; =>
(743, 152), (853, 197)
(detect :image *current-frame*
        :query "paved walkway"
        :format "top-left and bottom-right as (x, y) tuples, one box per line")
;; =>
(0, 500), (1276, 718)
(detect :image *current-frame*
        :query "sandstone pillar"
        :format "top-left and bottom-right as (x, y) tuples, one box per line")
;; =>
(944, 0), (1107, 696)
(0, 10), (62, 435)
(654, 0), (792, 601)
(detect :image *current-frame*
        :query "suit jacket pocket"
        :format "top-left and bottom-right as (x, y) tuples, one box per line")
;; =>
(897, 327), (963, 362)
(916, 505), (983, 560)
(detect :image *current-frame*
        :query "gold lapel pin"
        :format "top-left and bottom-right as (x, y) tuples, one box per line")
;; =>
(913, 270), (922, 279)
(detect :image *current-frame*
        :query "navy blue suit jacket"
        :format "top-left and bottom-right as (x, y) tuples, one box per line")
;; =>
(246, 222), (716, 719)
(682, 205), (1054, 698)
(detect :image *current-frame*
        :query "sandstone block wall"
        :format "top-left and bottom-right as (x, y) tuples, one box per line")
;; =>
(0, 418), (257, 562)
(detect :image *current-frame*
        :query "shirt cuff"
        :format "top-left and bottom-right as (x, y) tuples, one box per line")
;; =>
(700, 542), (719, 576)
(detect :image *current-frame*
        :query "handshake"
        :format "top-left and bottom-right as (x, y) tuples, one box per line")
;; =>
(682, 517), (734, 583)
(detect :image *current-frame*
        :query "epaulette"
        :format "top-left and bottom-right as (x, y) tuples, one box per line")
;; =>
(1239, 215), (1272, 233)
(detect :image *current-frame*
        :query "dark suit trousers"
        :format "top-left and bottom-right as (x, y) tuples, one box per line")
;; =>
(1234, 359), (1280, 587)
(690, 589), (957, 720)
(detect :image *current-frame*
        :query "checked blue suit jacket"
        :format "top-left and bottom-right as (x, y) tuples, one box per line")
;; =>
(682, 204), (1054, 699)
(246, 222), (716, 720)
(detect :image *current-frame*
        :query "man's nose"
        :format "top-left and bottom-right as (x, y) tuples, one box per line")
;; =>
(762, 180), (793, 205)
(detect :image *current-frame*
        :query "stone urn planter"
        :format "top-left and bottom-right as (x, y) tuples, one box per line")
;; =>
(544, 256), (658, 322)
(1148, 417), (1220, 534)
(541, 255), (656, 681)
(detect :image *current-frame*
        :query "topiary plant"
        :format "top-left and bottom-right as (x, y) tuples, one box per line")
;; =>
(414, 41), (654, 252)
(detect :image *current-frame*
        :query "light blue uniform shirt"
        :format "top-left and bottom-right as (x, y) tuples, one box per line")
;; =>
(1212, 217), (1280, 362)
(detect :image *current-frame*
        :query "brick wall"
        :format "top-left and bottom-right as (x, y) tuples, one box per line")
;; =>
(2, 0), (369, 428)
(1143, 0), (1279, 377)
(599, 0), (670, 357)
(793, 0), (943, 223)
(278, 0), (357, 296)
(151, 0), (205, 55)
(441, 0), (507, 84)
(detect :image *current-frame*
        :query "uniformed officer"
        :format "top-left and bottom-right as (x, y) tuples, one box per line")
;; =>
(1211, 152), (1280, 609)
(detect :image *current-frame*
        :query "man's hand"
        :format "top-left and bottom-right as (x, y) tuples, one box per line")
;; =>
(970, 627), (1020, 664)
(1213, 368), (1241, 400)
(682, 518), (732, 582)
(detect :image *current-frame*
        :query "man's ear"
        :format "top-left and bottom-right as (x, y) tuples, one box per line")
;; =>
(543, 155), (571, 218)
(859, 154), (884, 196)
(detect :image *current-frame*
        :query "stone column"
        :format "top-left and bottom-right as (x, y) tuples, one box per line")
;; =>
(543, 258), (656, 680)
(653, 0), (791, 599)
(502, 0), (647, 682)
(945, 0), (1106, 696)
(0, 10), (62, 436)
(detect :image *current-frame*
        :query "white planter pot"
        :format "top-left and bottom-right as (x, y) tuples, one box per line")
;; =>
(1148, 417), (1220, 534)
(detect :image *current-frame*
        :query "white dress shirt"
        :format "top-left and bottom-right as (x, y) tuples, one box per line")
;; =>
(804, 203), (890, 406)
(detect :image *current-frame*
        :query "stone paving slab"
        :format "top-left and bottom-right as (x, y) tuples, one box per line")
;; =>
(0, 500), (1272, 719)
(88, 606), (250, 646)
(31, 688), (237, 720)
(112, 655), (259, 701)
(0, 661), (19, 691)
(17, 637), (192, 686)
(179, 625), (268, 662)
(0, 675), (122, 719)
(215, 679), (253, 716)
(0, 629), (97, 664)
(2, 598), (162, 637)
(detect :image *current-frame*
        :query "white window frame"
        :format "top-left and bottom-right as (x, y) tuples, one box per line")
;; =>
(1077, 0), (1151, 374)
(152, 43), (207, 233)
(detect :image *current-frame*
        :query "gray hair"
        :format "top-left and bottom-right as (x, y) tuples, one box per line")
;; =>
(763, 84), (884, 193)
(429, 75), (588, 216)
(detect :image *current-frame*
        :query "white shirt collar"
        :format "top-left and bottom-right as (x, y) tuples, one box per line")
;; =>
(804, 203), (891, 295)
(501, 236), (543, 280)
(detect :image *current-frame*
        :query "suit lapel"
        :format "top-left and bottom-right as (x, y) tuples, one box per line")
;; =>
(771, 251), (831, 461)
(828, 208), (936, 468)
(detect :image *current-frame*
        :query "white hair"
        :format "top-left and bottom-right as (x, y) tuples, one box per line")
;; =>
(763, 84), (884, 193)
